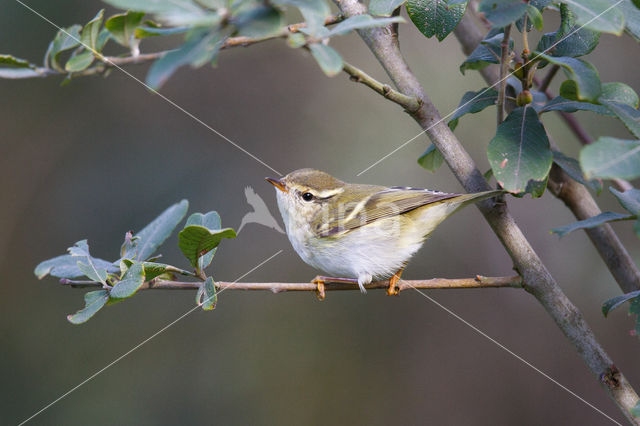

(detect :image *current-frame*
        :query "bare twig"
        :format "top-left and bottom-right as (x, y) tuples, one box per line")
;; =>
(497, 24), (512, 125)
(336, 2), (639, 421)
(342, 62), (421, 112)
(538, 64), (559, 93)
(62, 275), (523, 292)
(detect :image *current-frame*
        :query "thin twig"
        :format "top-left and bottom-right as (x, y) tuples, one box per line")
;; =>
(538, 64), (559, 92)
(62, 275), (523, 292)
(497, 24), (511, 125)
(342, 62), (421, 112)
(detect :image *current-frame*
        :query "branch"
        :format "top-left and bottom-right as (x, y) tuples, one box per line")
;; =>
(336, 2), (639, 421)
(538, 64), (559, 93)
(342, 62), (421, 112)
(455, 13), (640, 296)
(62, 275), (523, 292)
(496, 24), (511, 125)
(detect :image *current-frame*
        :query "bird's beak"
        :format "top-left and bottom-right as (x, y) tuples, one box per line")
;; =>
(265, 177), (288, 193)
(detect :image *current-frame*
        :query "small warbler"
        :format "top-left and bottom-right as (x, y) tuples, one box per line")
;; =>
(266, 169), (502, 297)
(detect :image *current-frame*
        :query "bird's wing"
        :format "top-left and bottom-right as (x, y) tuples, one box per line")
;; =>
(312, 186), (460, 237)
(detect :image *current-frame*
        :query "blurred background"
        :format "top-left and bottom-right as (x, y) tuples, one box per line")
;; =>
(2, 1), (640, 424)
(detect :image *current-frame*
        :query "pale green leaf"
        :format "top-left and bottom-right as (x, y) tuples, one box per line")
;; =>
(135, 200), (189, 260)
(407, 0), (467, 41)
(417, 144), (444, 172)
(308, 43), (343, 77)
(551, 211), (634, 237)
(562, 0), (625, 35)
(67, 290), (109, 324)
(580, 137), (640, 180)
(105, 11), (145, 47)
(110, 262), (146, 299)
(370, 0), (408, 16)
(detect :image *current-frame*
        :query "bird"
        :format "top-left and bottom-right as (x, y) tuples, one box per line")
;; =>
(238, 186), (285, 234)
(266, 168), (502, 298)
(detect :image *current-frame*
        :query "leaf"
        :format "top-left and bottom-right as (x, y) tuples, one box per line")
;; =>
(134, 24), (189, 38)
(417, 144), (444, 172)
(631, 401), (640, 418)
(552, 151), (602, 193)
(202, 276), (217, 310)
(235, 5), (284, 39)
(146, 29), (223, 89)
(600, 101), (640, 138)
(274, 0), (331, 36)
(539, 96), (612, 115)
(81, 9), (105, 51)
(610, 187), (640, 215)
(562, 0), (625, 35)
(535, 54), (601, 102)
(77, 261), (108, 284)
(47, 25), (82, 72)
(369, 0), (408, 16)
(602, 290), (640, 317)
(65, 51), (95, 72)
(621, 0), (640, 41)
(581, 137), (640, 180)
(120, 259), (176, 281)
(599, 82), (640, 108)
(179, 226), (236, 268)
(105, 11), (145, 48)
(308, 43), (343, 77)
(448, 88), (498, 130)
(525, 4), (544, 31)
(110, 263), (146, 299)
(103, 0), (218, 26)
(407, 0), (468, 42)
(516, 0), (551, 31)
(460, 32), (512, 74)
(327, 15), (405, 37)
(67, 290), (109, 324)
(35, 254), (115, 279)
(551, 211), (634, 237)
(185, 212), (222, 270)
(135, 200), (189, 261)
(0, 54), (45, 79)
(487, 106), (553, 195)
(478, 0), (528, 28)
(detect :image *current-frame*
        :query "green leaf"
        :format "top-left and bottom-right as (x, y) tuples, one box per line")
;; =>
(65, 51), (95, 72)
(536, 10), (600, 59)
(120, 259), (178, 281)
(134, 24), (189, 38)
(539, 96), (612, 115)
(235, 5), (284, 39)
(287, 32), (307, 48)
(551, 211), (634, 237)
(81, 9), (105, 51)
(103, 0), (218, 26)
(202, 276), (217, 310)
(369, 0), (408, 16)
(610, 187), (640, 215)
(77, 260), (108, 284)
(600, 101), (640, 138)
(599, 82), (640, 108)
(552, 151), (602, 193)
(47, 25), (82, 72)
(146, 29), (223, 89)
(562, 0), (625, 35)
(602, 290), (640, 317)
(185, 212), (222, 270)
(487, 106), (553, 195)
(274, 0), (331, 36)
(35, 254), (115, 279)
(417, 144), (444, 172)
(110, 262), (146, 299)
(135, 200), (189, 261)
(478, 0), (528, 28)
(621, 0), (640, 41)
(67, 290), (109, 324)
(407, 0), (467, 42)
(535, 54), (601, 102)
(580, 137), (640, 180)
(631, 401), (640, 418)
(179, 226), (236, 268)
(460, 32), (512, 74)
(308, 43), (343, 77)
(448, 88), (498, 130)
(525, 4), (544, 30)
(327, 15), (405, 37)
(105, 11), (145, 48)
(516, 0), (551, 31)
(0, 54), (45, 79)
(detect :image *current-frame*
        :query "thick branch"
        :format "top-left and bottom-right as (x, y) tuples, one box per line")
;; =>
(62, 275), (522, 292)
(455, 13), (640, 296)
(336, 2), (639, 421)
(342, 62), (421, 111)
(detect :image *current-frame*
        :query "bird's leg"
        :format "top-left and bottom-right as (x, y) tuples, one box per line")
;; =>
(311, 276), (359, 300)
(387, 267), (405, 296)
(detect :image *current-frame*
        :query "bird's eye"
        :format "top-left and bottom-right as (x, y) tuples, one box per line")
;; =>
(302, 192), (314, 202)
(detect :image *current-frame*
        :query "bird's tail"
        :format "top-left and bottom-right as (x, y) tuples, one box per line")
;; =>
(450, 189), (504, 210)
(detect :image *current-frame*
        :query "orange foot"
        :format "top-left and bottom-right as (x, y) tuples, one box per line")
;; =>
(387, 267), (405, 296)
(311, 276), (360, 300)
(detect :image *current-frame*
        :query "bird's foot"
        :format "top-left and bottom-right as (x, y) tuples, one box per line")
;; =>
(387, 267), (405, 296)
(311, 276), (360, 300)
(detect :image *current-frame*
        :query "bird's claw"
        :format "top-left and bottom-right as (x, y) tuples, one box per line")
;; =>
(311, 276), (326, 301)
(387, 268), (404, 296)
